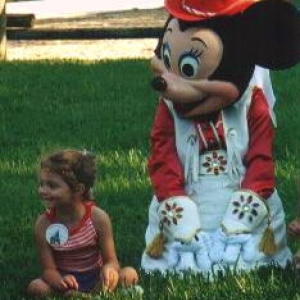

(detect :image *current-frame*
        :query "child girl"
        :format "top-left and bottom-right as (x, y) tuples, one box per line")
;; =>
(288, 218), (300, 269)
(288, 220), (300, 237)
(27, 149), (138, 299)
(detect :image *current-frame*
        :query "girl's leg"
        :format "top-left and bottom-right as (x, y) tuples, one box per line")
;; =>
(27, 278), (53, 299)
(93, 267), (138, 291)
(118, 267), (143, 296)
(27, 277), (89, 299)
(91, 272), (105, 293)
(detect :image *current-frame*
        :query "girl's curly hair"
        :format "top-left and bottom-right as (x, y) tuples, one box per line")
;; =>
(41, 149), (96, 200)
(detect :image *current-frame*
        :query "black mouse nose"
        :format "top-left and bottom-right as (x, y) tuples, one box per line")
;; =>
(151, 76), (167, 92)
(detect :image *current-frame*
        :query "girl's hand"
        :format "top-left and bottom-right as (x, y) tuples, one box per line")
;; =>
(59, 274), (79, 291)
(102, 265), (119, 292)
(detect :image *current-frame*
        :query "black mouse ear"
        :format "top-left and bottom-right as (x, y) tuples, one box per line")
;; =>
(154, 15), (174, 59)
(242, 0), (300, 70)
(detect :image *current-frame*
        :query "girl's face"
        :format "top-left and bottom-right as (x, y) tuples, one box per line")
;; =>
(39, 170), (74, 209)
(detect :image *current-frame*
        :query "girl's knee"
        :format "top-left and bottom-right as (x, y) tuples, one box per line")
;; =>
(119, 267), (139, 287)
(27, 278), (52, 299)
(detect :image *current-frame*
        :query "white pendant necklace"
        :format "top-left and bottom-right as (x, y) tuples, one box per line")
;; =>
(46, 223), (69, 246)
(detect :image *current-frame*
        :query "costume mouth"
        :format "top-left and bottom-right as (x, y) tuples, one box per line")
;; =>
(173, 97), (207, 116)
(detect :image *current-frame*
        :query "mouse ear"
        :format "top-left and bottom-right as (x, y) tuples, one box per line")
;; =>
(241, 0), (300, 70)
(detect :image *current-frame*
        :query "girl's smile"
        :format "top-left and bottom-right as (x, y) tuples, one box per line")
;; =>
(39, 170), (74, 209)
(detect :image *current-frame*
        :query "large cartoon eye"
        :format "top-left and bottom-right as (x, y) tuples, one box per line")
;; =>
(178, 50), (201, 79)
(162, 43), (171, 70)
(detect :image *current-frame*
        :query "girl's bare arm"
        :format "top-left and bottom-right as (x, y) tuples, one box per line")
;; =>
(92, 207), (120, 290)
(92, 207), (120, 270)
(35, 215), (73, 291)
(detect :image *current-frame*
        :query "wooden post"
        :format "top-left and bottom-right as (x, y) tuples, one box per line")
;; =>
(0, 0), (6, 60)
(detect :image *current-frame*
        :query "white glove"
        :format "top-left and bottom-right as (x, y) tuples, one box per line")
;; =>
(168, 232), (212, 272)
(158, 196), (201, 243)
(222, 190), (268, 235)
(211, 190), (268, 265)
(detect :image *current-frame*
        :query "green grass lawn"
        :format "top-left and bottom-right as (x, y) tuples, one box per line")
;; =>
(0, 60), (300, 300)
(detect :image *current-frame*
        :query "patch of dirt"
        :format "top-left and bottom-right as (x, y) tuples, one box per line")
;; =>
(7, 38), (158, 61)
(6, 8), (168, 61)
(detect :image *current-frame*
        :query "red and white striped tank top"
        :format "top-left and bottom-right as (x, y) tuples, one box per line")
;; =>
(45, 202), (103, 273)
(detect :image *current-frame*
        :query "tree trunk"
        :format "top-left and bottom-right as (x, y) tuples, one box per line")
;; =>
(0, 0), (6, 60)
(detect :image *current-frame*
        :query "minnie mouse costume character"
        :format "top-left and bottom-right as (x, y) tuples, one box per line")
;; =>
(141, 0), (300, 273)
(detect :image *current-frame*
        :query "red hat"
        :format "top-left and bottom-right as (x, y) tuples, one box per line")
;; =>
(165, 0), (257, 21)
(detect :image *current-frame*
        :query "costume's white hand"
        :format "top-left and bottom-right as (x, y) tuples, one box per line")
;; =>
(158, 196), (201, 243)
(222, 190), (268, 235)
(216, 190), (269, 265)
